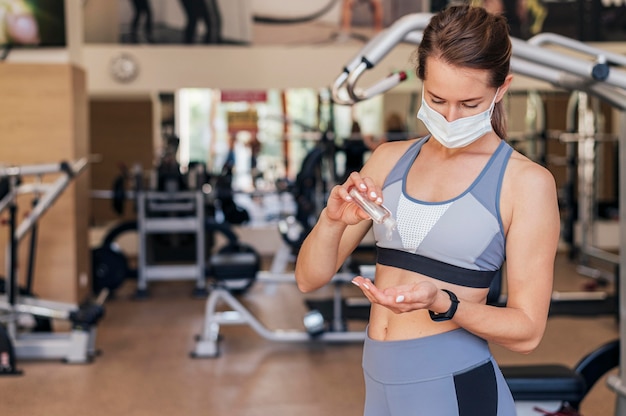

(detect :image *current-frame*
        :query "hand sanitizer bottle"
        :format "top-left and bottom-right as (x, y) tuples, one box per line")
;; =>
(349, 188), (397, 239)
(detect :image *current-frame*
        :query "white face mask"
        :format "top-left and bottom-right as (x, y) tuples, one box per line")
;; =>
(417, 89), (499, 148)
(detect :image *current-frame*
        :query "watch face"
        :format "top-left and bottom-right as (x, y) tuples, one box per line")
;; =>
(110, 53), (139, 83)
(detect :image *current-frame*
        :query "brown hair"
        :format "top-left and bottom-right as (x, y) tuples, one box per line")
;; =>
(415, 5), (512, 138)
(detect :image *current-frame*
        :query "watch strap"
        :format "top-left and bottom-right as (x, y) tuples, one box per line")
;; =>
(429, 289), (459, 322)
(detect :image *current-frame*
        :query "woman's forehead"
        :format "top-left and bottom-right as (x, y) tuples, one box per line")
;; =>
(423, 57), (492, 97)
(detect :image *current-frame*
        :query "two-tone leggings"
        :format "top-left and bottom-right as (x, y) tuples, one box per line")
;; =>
(362, 328), (516, 416)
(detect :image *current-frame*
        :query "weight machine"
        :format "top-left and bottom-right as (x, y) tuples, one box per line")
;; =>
(504, 89), (619, 318)
(191, 266), (373, 358)
(90, 136), (262, 298)
(0, 159), (106, 375)
(560, 90), (620, 283)
(135, 189), (208, 298)
(330, 12), (626, 414)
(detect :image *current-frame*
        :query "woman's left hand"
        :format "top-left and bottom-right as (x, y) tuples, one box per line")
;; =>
(351, 276), (440, 314)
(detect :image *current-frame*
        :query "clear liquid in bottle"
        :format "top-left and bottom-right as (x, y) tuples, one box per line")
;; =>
(349, 188), (397, 240)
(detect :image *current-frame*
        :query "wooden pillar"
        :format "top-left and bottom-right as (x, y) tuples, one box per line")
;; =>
(0, 63), (90, 303)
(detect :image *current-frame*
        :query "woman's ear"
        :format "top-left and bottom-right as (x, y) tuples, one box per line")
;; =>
(496, 74), (514, 102)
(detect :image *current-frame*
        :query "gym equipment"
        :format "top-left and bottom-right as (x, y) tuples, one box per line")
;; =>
(89, 220), (137, 296)
(91, 206), (263, 298)
(91, 245), (129, 295)
(560, 91), (619, 281)
(503, 90), (620, 318)
(0, 324), (20, 375)
(507, 90), (548, 166)
(135, 190), (208, 298)
(0, 180), (55, 332)
(0, 159), (106, 370)
(191, 268), (369, 358)
(91, 136), (260, 298)
(503, 339), (619, 415)
(291, 131), (339, 231)
(192, 219), (374, 357)
(0, 277), (53, 333)
(210, 240), (260, 295)
(329, 13), (626, 413)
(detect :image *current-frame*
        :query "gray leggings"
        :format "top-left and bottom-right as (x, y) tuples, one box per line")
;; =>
(362, 328), (516, 416)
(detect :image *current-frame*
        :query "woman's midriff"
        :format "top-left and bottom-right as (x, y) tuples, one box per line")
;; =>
(367, 307), (459, 341)
(367, 264), (490, 341)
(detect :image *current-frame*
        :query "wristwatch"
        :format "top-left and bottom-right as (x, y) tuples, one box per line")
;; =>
(429, 289), (459, 322)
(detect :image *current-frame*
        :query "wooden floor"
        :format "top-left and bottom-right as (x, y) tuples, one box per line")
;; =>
(0, 251), (620, 416)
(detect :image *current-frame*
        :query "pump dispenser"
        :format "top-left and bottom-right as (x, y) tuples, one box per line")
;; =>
(348, 188), (397, 239)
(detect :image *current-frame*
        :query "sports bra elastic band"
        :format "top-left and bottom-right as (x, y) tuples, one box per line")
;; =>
(376, 246), (498, 288)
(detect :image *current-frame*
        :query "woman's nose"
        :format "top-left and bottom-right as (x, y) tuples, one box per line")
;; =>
(442, 106), (460, 122)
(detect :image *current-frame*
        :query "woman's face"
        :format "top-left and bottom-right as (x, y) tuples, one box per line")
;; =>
(422, 56), (498, 122)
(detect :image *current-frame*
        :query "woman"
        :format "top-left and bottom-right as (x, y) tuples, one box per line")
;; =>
(295, 5), (560, 415)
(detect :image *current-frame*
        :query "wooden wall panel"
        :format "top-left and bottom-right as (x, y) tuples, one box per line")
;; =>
(89, 99), (154, 227)
(0, 63), (89, 303)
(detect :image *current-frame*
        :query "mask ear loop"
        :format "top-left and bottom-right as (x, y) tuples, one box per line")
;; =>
(488, 88), (500, 117)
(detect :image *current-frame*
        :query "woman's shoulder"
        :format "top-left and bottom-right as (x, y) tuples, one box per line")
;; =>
(367, 137), (420, 167)
(506, 147), (557, 196)
(500, 145), (559, 232)
(375, 136), (421, 156)
(361, 137), (421, 184)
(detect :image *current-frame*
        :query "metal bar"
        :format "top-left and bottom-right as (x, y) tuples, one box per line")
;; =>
(332, 13), (431, 104)
(335, 13), (626, 109)
(580, 245), (620, 266)
(195, 191), (206, 290)
(137, 192), (148, 291)
(511, 38), (626, 86)
(142, 265), (200, 280)
(512, 57), (626, 110)
(200, 288), (365, 344)
(528, 32), (626, 67)
(0, 162), (67, 178)
(14, 158), (88, 242)
(13, 331), (93, 363)
(90, 189), (137, 199)
(255, 271), (356, 284)
(611, 110), (626, 411)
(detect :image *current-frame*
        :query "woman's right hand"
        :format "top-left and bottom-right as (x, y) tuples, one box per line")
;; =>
(325, 172), (383, 225)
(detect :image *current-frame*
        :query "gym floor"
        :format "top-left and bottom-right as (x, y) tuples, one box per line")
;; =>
(0, 251), (619, 416)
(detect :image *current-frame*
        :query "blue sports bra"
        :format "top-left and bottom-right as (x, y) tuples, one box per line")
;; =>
(372, 136), (513, 288)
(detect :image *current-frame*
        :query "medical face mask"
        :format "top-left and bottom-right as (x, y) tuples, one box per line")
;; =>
(417, 89), (499, 149)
